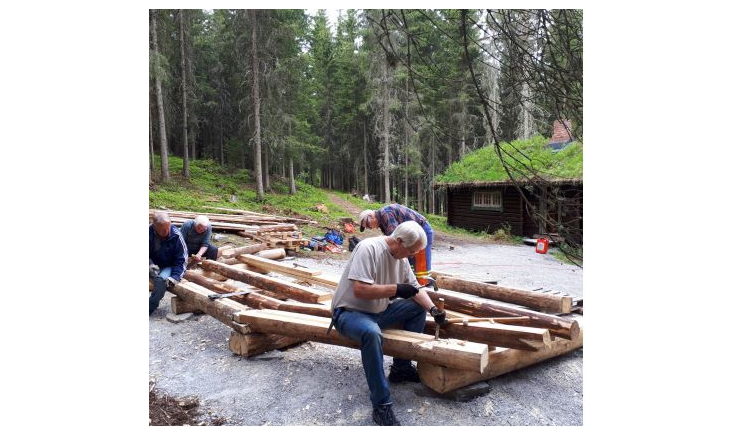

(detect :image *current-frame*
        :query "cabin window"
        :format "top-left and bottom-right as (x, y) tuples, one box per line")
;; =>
(472, 190), (502, 211)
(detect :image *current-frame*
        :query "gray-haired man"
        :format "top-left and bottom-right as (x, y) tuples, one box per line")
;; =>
(330, 221), (447, 426)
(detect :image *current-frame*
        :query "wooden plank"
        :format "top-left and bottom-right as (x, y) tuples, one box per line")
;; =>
(170, 296), (204, 315)
(201, 260), (332, 303)
(238, 254), (322, 276)
(434, 275), (573, 314)
(220, 243), (268, 258)
(418, 328), (583, 393)
(236, 309), (489, 373)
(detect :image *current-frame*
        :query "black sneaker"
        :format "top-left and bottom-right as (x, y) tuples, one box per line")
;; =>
(372, 404), (401, 426)
(388, 364), (421, 383)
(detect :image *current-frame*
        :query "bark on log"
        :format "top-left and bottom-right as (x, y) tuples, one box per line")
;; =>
(435, 275), (573, 314)
(425, 290), (579, 340)
(257, 224), (298, 233)
(221, 243), (268, 258)
(201, 260), (331, 303)
(169, 281), (251, 333)
(418, 328), (583, 393)
(228, 330), (302, 357)
(236, 309), (489, 373)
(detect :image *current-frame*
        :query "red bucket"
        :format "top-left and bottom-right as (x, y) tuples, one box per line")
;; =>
(535, 238), (549, 254)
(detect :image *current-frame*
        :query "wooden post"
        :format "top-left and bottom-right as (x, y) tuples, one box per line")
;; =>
(237, 254), (340, 288)
(417, 328), (583, 393)
(434, 275), (573, 314)
(228, 331), (302, 357)
(424, 317), (550, 351)
(170, 296), (203, 315)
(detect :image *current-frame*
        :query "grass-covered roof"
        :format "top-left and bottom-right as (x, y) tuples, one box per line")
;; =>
(435, 135), (583, 187)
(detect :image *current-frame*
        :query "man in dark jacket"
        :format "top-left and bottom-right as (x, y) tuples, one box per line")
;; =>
(149, 211), (188, 315)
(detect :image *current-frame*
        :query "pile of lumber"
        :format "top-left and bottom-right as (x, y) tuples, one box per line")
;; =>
(165, 258), (583, 394)
(149, 209), (312, 250)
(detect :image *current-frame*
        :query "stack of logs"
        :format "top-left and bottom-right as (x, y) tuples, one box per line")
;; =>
(166, 250), (583, 394)
(150, 208), (314, 251)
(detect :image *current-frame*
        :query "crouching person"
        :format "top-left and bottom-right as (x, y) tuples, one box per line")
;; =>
(179, 215), (220, 266)
(149, 211), (188, 315)
(330, 221), (447, 426)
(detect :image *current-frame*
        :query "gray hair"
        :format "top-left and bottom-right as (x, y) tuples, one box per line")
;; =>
(391, 221), (427, 250)
(152, 211), (171, 225)
(194, 215), (210, 227)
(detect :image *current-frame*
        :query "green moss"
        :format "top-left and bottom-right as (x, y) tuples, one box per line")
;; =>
(436, 136), (583, 184)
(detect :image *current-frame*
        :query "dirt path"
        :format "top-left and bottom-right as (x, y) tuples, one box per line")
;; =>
(325, 192), (496, 246)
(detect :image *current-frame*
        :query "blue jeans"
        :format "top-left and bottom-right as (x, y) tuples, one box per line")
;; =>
(335, 299), (426, 408)
(149, 267), (172, 315)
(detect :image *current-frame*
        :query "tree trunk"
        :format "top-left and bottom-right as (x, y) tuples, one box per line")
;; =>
(289, 157), (296, 194)
(404, 77), (409, 205)
(363, 122), (368, 196)
(179, 10), (189, 179)
(249, 10), (265, 201)
(381, 57), (390, 203)
(430, 135), (436, 214)
(417, 174), (422, 212)
(151, 10), (169, 183)
(149, 103), (155, 181)
(263, 140), (270, 192)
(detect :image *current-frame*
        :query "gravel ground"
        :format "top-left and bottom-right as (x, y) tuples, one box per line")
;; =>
(149, 241), (583, 426)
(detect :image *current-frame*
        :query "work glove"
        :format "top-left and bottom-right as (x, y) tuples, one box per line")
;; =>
(429, 306), (448, 325)
(149, 264), (160, 277)
(165, 277), (179, 290)
(395, 283), (419, 299)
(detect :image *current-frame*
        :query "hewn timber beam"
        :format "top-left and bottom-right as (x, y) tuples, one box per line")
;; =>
(424, 317), (550, 351)
(201, 260), (332, 303)
(424, 289), (579, 340)
(236, 309), (489, 373)
(237, 254), (340, 288)
(169, 281), (251, 334)
(418, 328), (583, 393)
(434, 275), (573, 314)
(184, 270), (331, 318)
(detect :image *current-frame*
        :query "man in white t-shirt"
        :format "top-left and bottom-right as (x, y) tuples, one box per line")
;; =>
(330, 221), (447, 426)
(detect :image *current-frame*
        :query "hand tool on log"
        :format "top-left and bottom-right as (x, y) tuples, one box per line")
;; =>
(434, 298), (445, 340)
(208, 290), (252, 300)
(420, 277), (439, 291)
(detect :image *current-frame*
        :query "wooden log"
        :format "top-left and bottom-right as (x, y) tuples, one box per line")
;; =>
(184, 270), (331, 318)
(198, 269), (229, 281)
(169, 281), (251, 334)
(236, 309), (489, 373)
(254, 248), (286, 260)
(417, 328), (583, 393)
(424, 318), (550, 351)
(221, 243), (268, 258)
(170, 296), (204, 315)
(237, 254), (322, 276)
(201, 260), (332, 303)
(434, 275), (572, 314)
(425, 290), (579, 340)
(228, 331), (303, 357)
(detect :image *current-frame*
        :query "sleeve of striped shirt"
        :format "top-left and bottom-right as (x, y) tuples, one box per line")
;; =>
(170, 227), (188, 281)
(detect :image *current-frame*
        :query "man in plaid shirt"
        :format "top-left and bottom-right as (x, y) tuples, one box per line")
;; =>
(358, 204), (434, 286)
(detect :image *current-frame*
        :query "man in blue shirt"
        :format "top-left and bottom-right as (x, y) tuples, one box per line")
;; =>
(358, 204), (434, 286)
(149, 211), (188, 315)
(179, 215), (220, 263)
